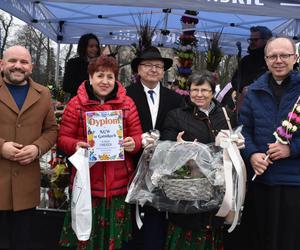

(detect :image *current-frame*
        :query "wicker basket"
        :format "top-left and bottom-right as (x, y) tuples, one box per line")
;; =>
(160, 177), (213, 201)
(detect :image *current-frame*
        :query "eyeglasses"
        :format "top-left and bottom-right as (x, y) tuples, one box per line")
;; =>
(247, 38), (262, 43)
(140, 63), (164, 70)
(190, 88), (212, 95)
(265, 54), (295, 62)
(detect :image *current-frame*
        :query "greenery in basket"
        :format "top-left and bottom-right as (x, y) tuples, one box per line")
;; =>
(174, 165), (192, 178)
(174, 160), (204, 179)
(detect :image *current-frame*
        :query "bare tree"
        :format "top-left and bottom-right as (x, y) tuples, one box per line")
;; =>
(218, 55), (237, 88)
(0, 14), (13, 58)
(14, 24), (53, 85)
(64, 44), (73, 65)
(45, 38), (56, 85)
(33, 31), (45, 81)
(60, 44), (75, 83)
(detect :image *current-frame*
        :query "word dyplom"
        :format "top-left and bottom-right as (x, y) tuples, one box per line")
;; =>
(88, 117), (120, 127)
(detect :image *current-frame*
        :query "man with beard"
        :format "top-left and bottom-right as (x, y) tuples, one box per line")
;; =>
(232, 26), (273, 93)
(0, 45), (57, 250)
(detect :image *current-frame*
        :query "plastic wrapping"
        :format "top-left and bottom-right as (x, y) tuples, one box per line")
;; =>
(126, 140), (228, 214)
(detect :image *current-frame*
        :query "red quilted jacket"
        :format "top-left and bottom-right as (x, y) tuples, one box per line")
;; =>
(58, 81), (142, 198)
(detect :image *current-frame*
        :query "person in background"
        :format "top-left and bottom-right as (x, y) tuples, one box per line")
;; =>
(63, 33), (101, 98)
(232, 26), (273, 93)
(240, 37), (300, 250)
(126, 46), (183, 250)
(222, 26), (273, 111)
(0, 45), (58, 250)
(58, 55), (142, 250)
(161, 71), (235, 250)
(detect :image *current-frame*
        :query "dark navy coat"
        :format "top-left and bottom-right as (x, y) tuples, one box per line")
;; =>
(240, 71), (300, 185)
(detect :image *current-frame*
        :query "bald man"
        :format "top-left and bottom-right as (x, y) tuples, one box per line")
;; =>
(0, 45), (57, 250)
(240, 37), (300, 250)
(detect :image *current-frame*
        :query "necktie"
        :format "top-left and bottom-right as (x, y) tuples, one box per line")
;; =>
(148, 90), (155, 104)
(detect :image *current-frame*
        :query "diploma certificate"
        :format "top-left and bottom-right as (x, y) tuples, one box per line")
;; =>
(86, 110), (124, 162)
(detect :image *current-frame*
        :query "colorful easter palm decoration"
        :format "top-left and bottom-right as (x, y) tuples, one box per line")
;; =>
(176, 10), (198, 94)
(252, 96), (300, 181)
(273, 96), (300, 144)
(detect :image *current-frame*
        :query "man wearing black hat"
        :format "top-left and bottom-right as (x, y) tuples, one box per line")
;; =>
(126, 46), (183, 250)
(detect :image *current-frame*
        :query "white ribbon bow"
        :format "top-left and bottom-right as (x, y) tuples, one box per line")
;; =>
(215, 129), (247, 232)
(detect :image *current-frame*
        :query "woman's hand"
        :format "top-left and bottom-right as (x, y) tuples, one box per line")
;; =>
(176, 131), (185, 142)
(123, 137), (135, 152)
(176, 131), (197, 143)
(75, 141), (90, 151)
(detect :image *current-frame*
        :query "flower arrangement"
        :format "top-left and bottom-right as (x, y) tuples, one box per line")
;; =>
(47, 83), (65, 102)
(40, 148), (69, 209)
(175, 10), (198, 93)
(273, 96), (300, 144)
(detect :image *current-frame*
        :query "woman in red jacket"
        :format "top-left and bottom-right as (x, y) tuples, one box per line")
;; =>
(58, 55), (142, 250)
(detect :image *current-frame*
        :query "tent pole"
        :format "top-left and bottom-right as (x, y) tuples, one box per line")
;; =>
(55, 42), (61, 86)
(160, 10), (170, 46)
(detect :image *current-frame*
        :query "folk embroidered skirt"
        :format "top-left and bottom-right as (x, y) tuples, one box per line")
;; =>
(165, 223), (224, 250)
(59, 195), (131, 250)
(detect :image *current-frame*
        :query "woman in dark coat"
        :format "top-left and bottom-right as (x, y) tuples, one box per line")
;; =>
(162, 71), (235, 250)
(63, 33), (101, 98)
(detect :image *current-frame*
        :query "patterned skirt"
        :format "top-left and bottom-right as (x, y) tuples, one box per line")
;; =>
(165, 223), (224, 250)
(59, 195), (131, 250)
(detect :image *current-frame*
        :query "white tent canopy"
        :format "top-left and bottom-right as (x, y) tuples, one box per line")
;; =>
(1, 0), (300, 55)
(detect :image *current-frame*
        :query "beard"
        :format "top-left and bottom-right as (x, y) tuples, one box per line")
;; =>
(3, 69), (31, 85)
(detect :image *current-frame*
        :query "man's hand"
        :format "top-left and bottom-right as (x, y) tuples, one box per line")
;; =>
(250, 152), (272, 176)
(267, 142), (291, 161)
(15, 145), (39, 165)
(123, 137), (135, 152)
(1, 142), (23, 161)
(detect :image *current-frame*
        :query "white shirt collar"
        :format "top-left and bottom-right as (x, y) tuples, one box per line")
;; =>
(198, 102), (215, 116)
(141, 81), (160, 129)
(141, 82), (160, 94)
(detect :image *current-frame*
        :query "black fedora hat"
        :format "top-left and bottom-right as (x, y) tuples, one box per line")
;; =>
(131, 46), (173, 73)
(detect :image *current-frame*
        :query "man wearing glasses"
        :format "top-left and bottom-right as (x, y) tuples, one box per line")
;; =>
(126, 46), (183, 250)
(239, 37), (300, 250)
(225, 26), (272, 112)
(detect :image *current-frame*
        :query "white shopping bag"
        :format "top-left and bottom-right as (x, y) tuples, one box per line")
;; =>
(68, 148), (92, 241)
